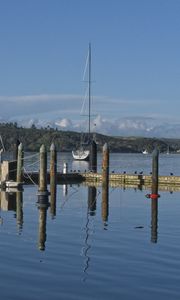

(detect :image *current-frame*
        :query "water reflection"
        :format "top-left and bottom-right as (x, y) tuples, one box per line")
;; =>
(63, 184), (68, 197)
(82, 209), (91, 281)
(37, 197), (49, 251)
(50, 181), (56, 218)
(88, 186), (96, 216)
(0, 183), (163, 252)
(72, 160), (89, 172)
(150, 169), (159, 243)
(16, 191), (23, 233)
(0, 190), (24, 233)
(0, 191), (16, 211)
(151, 198), (158, 243)
(82, 186), (97, 282)
(101, 184), (109, 226)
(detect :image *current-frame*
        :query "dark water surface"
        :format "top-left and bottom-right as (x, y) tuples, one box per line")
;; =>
(1, 153), (180, 299)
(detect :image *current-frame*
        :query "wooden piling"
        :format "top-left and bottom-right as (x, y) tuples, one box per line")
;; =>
(89, 140), (97, 172)
(16, 143), (23, 183)
(39, 144), (48, 193)
(102, 143), (109, 187)
(13, 139), (20, 161)
(152, 148), (159, 195)
(50, 143), (57, 217)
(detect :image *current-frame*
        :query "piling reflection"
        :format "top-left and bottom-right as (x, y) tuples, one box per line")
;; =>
(0, 182), (161, 253)
(0, 191), (16, 211)
(16, 191), (23, 232)
(50, 182), (56, 218)
(0, 190), (24, 231)
(151, 198), (158, 243)
(101, 184), (109, 225)
(37, 197), (49, 251)
(88, 186), (96, 216)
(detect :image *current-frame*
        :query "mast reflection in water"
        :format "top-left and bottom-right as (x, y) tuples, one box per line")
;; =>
(82, 186), (97, 281)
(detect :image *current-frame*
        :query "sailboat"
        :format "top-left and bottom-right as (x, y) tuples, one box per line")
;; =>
(142, 149), (148, 154)
(72, 44), (92, 161)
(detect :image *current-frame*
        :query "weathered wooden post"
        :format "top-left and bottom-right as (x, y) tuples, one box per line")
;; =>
(39, 144), (47, 192)
(89, 140), (97, 172)
(37, 144), (49, 203)
(37, 145), (49, 249)
(16, 143), (24, 183)
(102, 143), (109, 187)
(50, 143), (57, 217)
(152, 148), (159, 195)
(101, 143), (109, 223)
(13, 139), (20, 161)
(16, 143), (23, 184)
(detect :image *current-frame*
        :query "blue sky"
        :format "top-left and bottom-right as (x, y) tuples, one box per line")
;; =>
(0, 0), (180, 136)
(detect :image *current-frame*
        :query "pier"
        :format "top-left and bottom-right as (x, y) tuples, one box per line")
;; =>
(0, 141), (180, 192)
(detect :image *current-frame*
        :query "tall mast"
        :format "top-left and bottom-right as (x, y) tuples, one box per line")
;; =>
(88, 43), (91, 138)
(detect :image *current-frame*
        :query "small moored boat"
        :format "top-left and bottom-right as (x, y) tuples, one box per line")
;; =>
(72, 148), (90, 161)
(142, 149), (148, 154)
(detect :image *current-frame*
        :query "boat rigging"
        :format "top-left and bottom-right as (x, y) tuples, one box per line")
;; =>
(72, 43), (93, 161)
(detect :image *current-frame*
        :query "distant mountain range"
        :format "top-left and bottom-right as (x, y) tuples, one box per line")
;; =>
(7, 115), (180, 139)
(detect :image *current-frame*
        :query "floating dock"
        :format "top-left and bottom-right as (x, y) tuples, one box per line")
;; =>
(21, 171), (180, 191)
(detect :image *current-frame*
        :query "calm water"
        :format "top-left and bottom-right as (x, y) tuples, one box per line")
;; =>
(16, 151), (180, 175)
(1, 153), (180, 299)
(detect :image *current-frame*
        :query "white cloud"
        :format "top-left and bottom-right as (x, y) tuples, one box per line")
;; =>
(0, 93), (180, 137)
(0, 94), (80, 102)
(9, 114), (180, 138)
(55, 118), (72, 129)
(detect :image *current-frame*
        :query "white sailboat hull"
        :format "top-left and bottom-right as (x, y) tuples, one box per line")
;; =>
(72, 149), (90, 161)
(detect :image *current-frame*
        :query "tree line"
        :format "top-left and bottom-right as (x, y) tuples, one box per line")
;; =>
(0, 122), (179, 153)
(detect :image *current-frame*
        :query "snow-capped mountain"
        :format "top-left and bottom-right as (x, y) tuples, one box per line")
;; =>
(4, 115), (180, 138)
